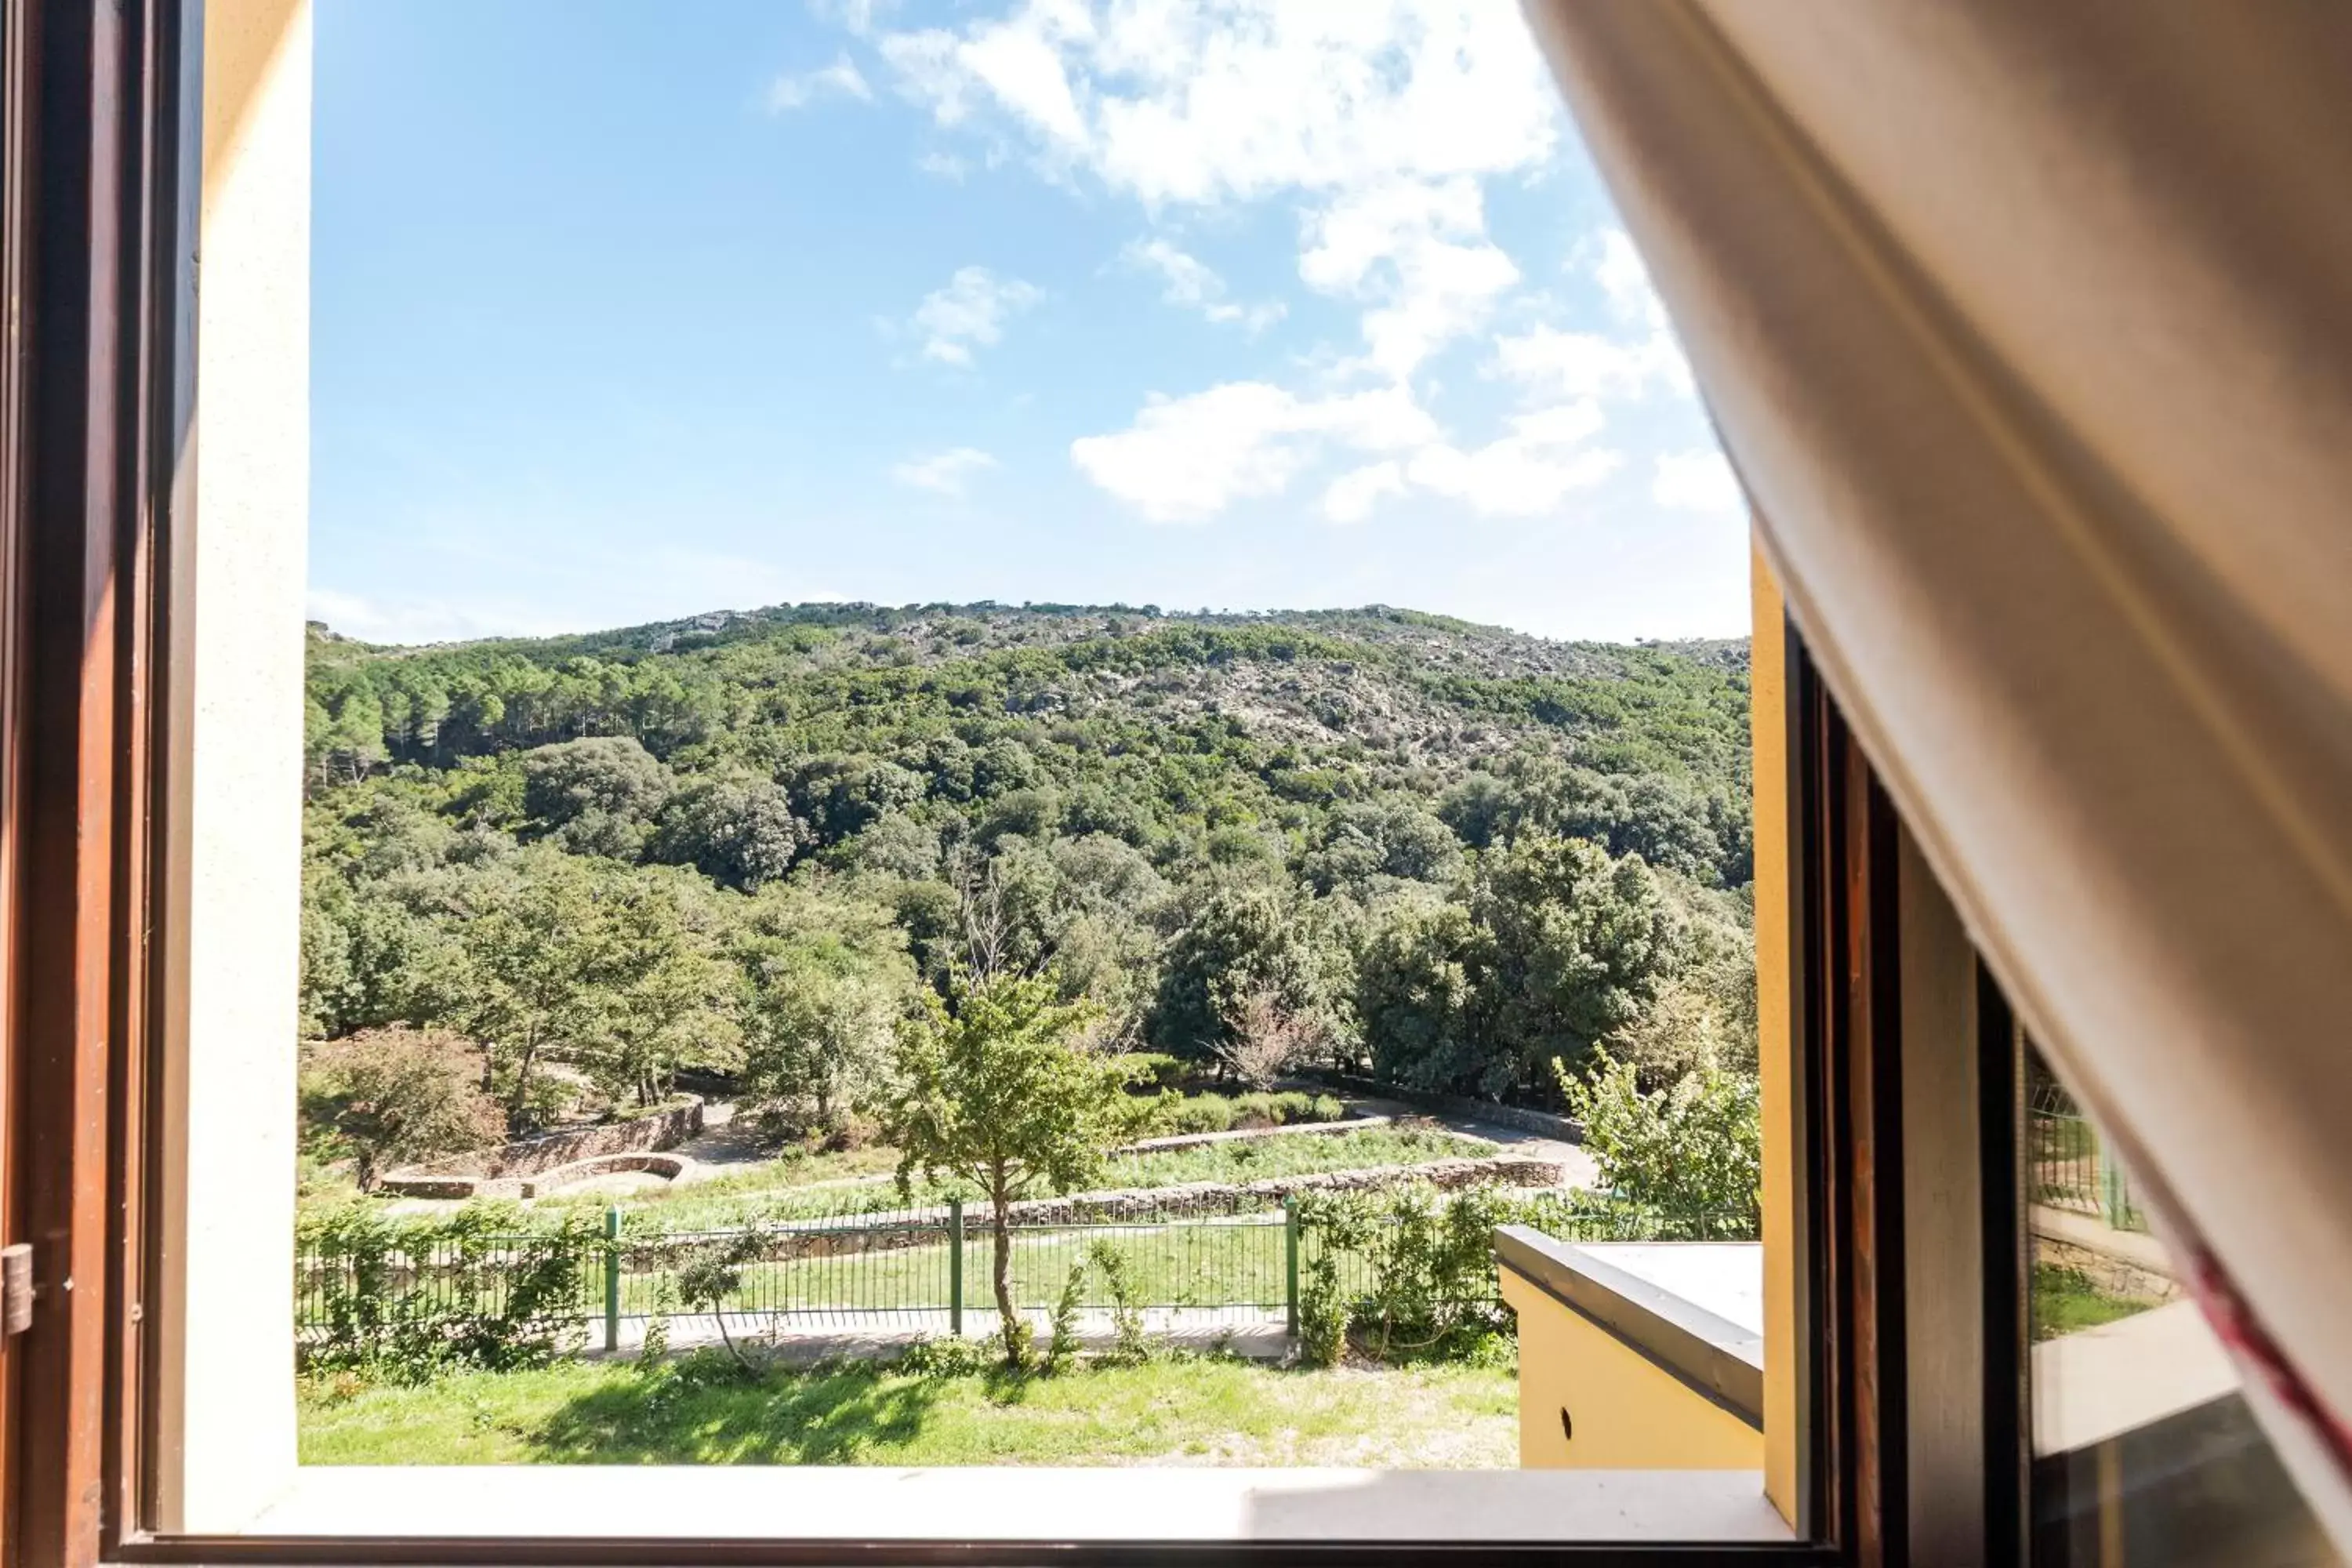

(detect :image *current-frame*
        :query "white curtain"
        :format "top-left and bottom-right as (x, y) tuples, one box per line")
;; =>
(1522, 0), (2352, 1541)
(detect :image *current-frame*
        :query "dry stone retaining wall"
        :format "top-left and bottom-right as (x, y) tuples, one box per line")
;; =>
(689, 1156), (1568, 1265)
(381, 1099), (704, 1197)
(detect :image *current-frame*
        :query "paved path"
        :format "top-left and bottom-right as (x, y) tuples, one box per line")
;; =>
(1341, 1095), (1598, 1190)
(584, 1306), (1293, 1367)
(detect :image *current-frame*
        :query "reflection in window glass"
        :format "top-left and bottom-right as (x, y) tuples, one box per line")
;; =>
(2026, 1047), (2339, 1566)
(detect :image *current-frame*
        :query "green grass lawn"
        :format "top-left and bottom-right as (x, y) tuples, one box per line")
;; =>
(297, 1352), (1518, 1468)
(2031, 1263), (2159, 1341)
(534, 1125), (1495, 1231)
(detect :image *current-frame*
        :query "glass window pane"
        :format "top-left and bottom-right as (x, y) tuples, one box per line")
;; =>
(2026, 1043), (2340, 1566)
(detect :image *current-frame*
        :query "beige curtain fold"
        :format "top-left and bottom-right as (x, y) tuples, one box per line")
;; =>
(1522, 0), (2352, 1539)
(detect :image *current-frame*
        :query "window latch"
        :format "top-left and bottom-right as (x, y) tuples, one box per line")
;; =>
(1, 1243), (31, 1335)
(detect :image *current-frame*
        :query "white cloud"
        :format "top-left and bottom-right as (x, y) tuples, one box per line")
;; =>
(818, 0), (898, 38)
(956, 9), (1091, 150)
(909, 266), (1043, 366)
(859, 11), (1717, 539)
(916, 151), (969, 180)
(1123, 238), (1283, 332)
(1072, 380), (1437, 523)
(1300, 178), (1519, 382)
(1489, 227), (1695, 402)
(880, 2), (1559, 207)
(1405, 400), (1621, 517)
(767, 53), (874, 111)
(1490, 324), (1679, 401)
(1321, 460), (1407, 524)
(893, 446), (1000, 497)
(1590, 227), (1669, 333)
(1650, 448), (1742, 514)
(307, 587), (568, 647)
(1076, 383), (1624, 526)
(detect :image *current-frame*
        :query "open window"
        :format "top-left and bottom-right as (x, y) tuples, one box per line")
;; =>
(5, 1), (2343, 1565)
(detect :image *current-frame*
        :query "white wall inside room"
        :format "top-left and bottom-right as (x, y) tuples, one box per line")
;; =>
(158, 0), (314, 1531)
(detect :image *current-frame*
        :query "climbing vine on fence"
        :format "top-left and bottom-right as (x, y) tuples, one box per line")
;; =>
(296, 1200), (601, 1380)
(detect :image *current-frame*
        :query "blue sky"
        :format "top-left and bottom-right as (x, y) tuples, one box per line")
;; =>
(309, 0), (1748, 646)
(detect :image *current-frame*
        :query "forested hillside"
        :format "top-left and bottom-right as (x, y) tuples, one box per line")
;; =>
(300, 602), (1756, 1137)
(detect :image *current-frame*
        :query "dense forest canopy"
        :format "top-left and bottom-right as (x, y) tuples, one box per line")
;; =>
(300, 602), (1756, 1138)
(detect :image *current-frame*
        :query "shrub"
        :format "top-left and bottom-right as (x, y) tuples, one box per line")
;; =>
(1298, 1254), (1349, 1368)
(299, 1027), (505, 1192)
(1166, 1090), (1347, 1133)
(1119, 1052), (1190, 1093)
(296, 1201), (597, 1381)
(898, 1334), (993, 1378)
(1294, 1185), (1515, 1363)
(1555, 1048), (1761, 1229)
(1087, 1240), (1152, 1365)
(1292, 1184), (1744, 1365)
(1164, 1095), (1236, 1134)
(1229, 1090), (1346, 1127)
(1045, 1262), (1087, 1374)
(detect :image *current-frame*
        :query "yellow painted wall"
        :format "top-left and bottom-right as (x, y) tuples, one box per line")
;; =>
(1502, 1271), (1766, 1472)
(1750, 545), (1798, 1524)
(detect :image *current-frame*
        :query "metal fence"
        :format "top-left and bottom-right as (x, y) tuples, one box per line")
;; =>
(296, 1200), (1308, 1352)
(2027, 1083), (2146, 1232)
(296, 1195), (1764, 1356)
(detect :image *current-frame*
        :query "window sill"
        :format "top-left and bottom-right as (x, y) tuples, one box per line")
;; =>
(238, 1465), (1792, 1544)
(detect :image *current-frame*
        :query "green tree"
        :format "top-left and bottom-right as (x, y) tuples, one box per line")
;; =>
(648, 771), (807, 888)
(1148, 880), (1332, 1060)
(1468, 833), (1681, 1096)
(1301, 796), (1461, 895)
(450, 851), (630, 1127)
(732, 885), (919, 1136)
(517, 735), (675, 859)
(1352, 896), (1479, 1088)
(884, 972), (1167, 1364)
(579, 869), (735, 1109)
(1555, 1048), (1761, 1229)
(299, 1027), (505, 1190)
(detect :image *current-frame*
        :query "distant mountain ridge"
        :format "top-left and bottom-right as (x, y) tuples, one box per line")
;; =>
(305, 601), (1750, 801)
(300, 599), (1759, 1107)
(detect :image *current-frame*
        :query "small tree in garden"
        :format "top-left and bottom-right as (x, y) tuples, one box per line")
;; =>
(1214, 985), (1327, 1091)
(1555, 1049), (1761, 1230)
(299, 1027), (504, 1191)
(674, 1230), (766, 1374)
(885, 971), (1167, 1366)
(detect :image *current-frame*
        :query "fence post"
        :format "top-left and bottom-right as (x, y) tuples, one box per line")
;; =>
(2097, 1143), (2130, 1230)
(604, 1206), (622, 1353)
(948, 1198), (964, 1339)
(1284, 1196), (1300, 1339)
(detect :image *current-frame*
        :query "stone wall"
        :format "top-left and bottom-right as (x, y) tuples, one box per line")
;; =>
(1013, 1154), (1563, 1224)
(383, 1098), (703, 1194)
(686, 1156), (1570, 1265)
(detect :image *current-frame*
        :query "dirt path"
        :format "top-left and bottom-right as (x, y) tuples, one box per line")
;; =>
(669, 1101), (774, 1170)
(1340, 1095), (1598, 1190)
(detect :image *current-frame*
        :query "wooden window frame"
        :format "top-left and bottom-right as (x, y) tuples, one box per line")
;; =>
(0, 2), (2027, 1562)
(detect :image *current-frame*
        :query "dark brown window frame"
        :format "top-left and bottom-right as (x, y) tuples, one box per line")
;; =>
(0, 2), (2031, 1562)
